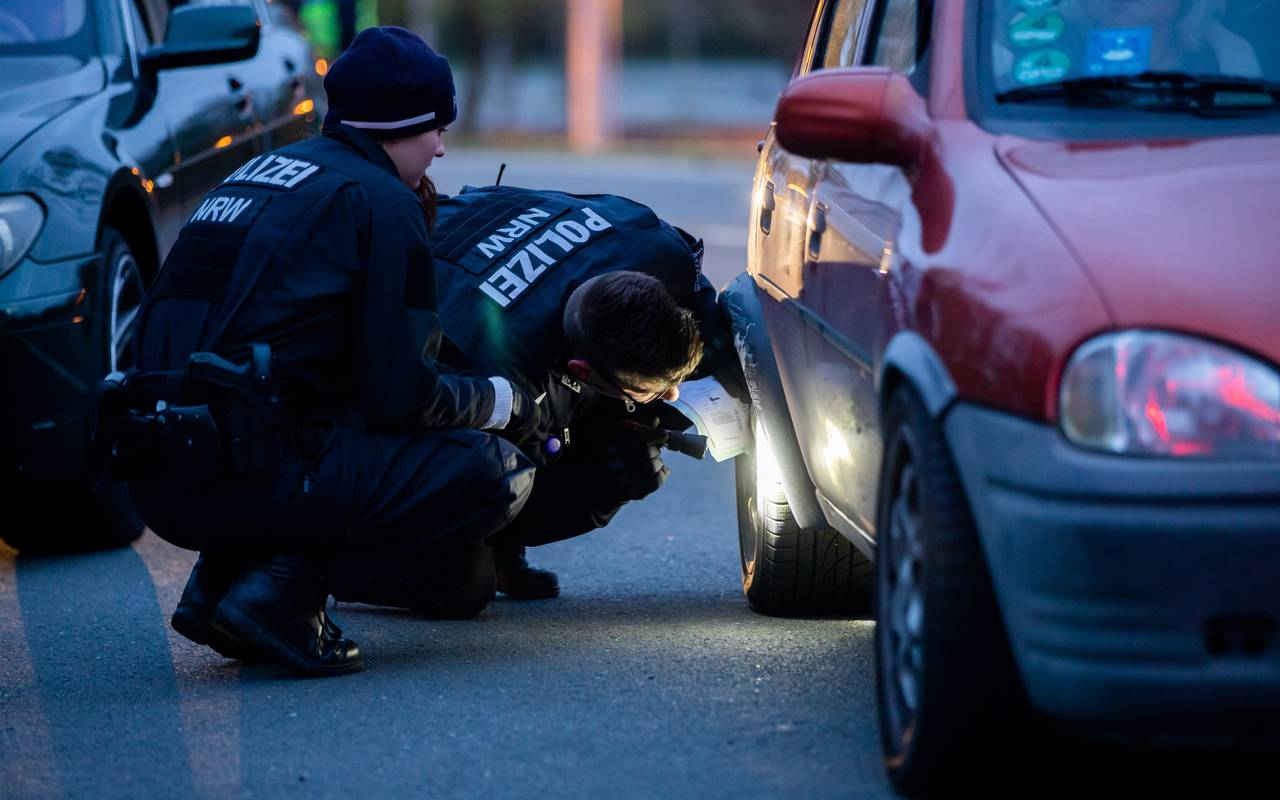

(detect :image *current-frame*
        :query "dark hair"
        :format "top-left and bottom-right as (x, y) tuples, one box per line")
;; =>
(570, 271), (704, 389)
(414, 174), (439, 231)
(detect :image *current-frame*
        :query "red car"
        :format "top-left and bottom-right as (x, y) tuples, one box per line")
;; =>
(722, 0), (1279, 793)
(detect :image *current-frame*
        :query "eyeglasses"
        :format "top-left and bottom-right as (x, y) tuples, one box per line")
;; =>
(592, 369), (668, 412)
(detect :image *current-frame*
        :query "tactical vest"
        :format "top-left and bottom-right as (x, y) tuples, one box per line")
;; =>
(430, 185), (702, 388)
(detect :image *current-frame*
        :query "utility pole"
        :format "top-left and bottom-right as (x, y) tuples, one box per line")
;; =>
(406, 0), (437, 47)
(566, 0), (621, 152)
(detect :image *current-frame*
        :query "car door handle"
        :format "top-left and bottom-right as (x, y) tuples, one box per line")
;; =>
(228, 76), (253, 118)
(758, 181), (776, 235)
(807, 203), (826, 261)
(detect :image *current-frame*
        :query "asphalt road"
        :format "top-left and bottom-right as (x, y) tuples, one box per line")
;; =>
(0, 453), (891, 799)
(0, 148), (899, 799)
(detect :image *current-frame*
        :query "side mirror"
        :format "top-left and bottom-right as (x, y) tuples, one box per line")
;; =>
(140, 5), (260, 72)
(774, 67), (930, 170)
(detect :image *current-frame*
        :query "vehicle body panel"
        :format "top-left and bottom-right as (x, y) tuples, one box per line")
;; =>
(998, 136), (1280, 368)
(0, 0), (321, 482)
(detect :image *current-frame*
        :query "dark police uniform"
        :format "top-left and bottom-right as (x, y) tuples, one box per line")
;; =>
(426, 185), (736, 547)
(127, 127), (534, 611)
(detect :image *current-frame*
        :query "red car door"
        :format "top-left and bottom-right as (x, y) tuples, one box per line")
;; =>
(752, 1), (872, 492)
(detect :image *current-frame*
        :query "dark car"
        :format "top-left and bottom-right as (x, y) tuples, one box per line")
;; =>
(0, 0), (323, 552)
(722, 0), (1280, 793)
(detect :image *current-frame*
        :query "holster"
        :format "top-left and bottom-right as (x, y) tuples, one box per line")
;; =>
(87, 344), (284, 483)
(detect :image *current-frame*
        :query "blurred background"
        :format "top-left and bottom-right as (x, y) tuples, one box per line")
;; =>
(279, 0), (811, 153)
(274, 0), (814, 288)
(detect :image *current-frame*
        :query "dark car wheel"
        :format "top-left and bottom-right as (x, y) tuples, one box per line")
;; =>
(735, 417), (871, 616)
(0, 227), (145, 554)
(874, 386), (1032, 797)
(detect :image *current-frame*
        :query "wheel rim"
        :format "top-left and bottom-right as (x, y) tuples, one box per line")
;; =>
(738, 445), (761, 575)
(109, 249), (144, 373)
(881, 449), (925, 746)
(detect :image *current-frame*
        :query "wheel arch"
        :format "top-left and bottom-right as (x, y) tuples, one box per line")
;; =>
(877, 331), (958, 423)
(99, 176), (160, 284)
(719, 272), (826, 530)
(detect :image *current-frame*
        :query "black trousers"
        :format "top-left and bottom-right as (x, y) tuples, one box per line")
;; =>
(130, 426), (535, 613)
(368, 403), (693, 616)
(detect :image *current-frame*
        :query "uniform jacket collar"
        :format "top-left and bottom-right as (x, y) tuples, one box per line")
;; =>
(322, 123), (402, 181)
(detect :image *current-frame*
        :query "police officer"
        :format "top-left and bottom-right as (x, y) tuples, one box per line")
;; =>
(125, 28), (545, 676)
(329, 185), (741, 609)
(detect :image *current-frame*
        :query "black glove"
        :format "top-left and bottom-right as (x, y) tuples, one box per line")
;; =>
(498, 380), (548, 446)
(600, 417), (670, 502)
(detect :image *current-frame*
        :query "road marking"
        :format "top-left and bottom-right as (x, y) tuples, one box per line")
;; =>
(132, 532), (243, 799)
(0, 544), (64, 798)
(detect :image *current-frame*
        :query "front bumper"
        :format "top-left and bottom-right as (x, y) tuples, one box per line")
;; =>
(945, 402), (1280, 735)
(0, 252), (102, 480)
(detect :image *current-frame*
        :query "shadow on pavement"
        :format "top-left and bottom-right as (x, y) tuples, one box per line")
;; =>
(13, 547), (197, 797)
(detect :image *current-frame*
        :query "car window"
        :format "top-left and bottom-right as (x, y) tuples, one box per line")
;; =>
(870, 0), (920, 74)
(987, 0), (1272, 93)
(0, 0), (96, 55)
(125, 0), (155, 46)
(818, 0), (872, 69)
(141, 0), (256, 42)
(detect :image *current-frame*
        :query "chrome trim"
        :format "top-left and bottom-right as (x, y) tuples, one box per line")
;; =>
(116, 0), (139, 78)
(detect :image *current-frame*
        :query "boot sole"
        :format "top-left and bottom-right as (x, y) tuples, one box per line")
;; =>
(171, 602), (266, 663)
(211, 602), (364, 678)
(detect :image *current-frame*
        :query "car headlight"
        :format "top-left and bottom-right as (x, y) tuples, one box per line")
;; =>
(0, 194), (46, 277)
(1060, 331), (1280, 458)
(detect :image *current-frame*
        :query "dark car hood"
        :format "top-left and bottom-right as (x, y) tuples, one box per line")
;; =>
(0, 56), (104, 164)
(998, 136), (1280, 366)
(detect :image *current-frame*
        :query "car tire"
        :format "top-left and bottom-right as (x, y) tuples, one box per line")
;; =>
(874, 386), (1032, 797)
(735, 419), (871, 616)
(0, 227), (146, 554)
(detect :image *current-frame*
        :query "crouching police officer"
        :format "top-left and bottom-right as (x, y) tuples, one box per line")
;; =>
(111, 29), (546, 676)
(324, 185), (742, 611)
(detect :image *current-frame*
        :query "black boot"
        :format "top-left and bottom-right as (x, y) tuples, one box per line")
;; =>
(494, 544), (559, 599)
(171, 553), (263, 661)
(211, 554), (363, 677)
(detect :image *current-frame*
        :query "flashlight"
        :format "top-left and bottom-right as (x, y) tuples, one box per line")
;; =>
(664, 430), (708, 460)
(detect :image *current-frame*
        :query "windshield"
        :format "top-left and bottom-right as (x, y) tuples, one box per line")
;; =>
(987, 0), (1278, 94)
(0, 0), (96, 57)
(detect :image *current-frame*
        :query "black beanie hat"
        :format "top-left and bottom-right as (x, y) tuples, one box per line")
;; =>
(323, 26), (457, 139)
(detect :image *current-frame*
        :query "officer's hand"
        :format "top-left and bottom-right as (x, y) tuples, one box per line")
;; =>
(500, 381), (548, 446)
(603, 417), (670, 502)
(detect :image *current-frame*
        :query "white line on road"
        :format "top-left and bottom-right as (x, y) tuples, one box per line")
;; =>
(0, 545), (64, 798)
(132, 532), (243, 800)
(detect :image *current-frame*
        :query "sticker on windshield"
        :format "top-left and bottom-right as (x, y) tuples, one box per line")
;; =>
(1009, 11), (1066, 47)
(1085, 27), (1152, 76)
(1013, 49), (1071, 85)
(1016, 0), (1059, 10)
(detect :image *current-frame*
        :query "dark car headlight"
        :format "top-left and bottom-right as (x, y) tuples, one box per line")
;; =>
(1060, 331), (1280, 459)
(0, 194), (46, 277)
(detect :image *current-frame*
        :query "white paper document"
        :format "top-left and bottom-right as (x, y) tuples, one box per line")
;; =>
(670, 377), (751, 462)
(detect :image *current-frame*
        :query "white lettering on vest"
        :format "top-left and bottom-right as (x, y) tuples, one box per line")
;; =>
(476, 206), (614, 309)
(472, 207), (551, 260)
(191, 195), (255, 224)
(223, 154), (319, 189)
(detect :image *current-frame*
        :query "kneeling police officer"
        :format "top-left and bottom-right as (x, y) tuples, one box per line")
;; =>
(323, 184), (743, 613)
(114, 29), (545, 676)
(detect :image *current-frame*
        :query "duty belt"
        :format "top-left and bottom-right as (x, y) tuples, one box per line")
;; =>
(88, 344), (285, 483)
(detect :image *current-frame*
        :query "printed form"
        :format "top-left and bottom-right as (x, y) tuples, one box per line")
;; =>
(670, 377), (751, 462)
